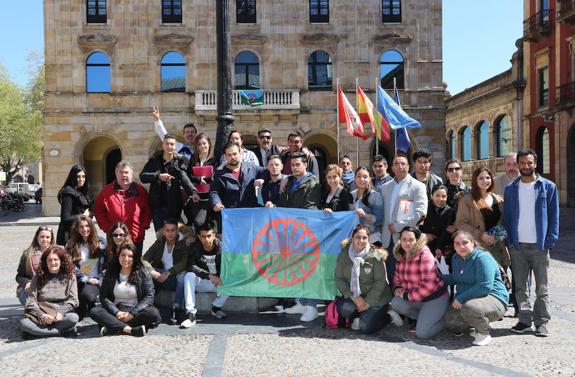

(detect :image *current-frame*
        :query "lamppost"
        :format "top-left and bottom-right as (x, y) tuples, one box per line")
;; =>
(214, 0), (235, 164)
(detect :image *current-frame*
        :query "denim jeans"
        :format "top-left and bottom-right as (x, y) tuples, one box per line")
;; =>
(20, 312), (79, 337)
(154, 269), (186, 309)
(336, 298), (391, 334)
(183, 272), (229, 314)
(152, 207), (172, 232)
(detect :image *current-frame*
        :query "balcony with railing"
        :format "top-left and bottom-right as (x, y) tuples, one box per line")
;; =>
(557, 81), (575, 108)
(524, 9), (553, 41)
(558, 0), (575, 24)
(194, 89), (300, 111)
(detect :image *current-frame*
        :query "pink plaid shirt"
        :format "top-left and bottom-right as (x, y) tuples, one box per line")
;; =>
(392, 245), (445, 302)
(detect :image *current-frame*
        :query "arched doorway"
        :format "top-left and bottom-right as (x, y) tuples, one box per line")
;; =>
(305, 132), (337, 178)
(82, 136), (122, 199)
(568, 125), (575, 207)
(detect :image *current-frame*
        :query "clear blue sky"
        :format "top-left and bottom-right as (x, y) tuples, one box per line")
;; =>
(0, 0), (523, 95)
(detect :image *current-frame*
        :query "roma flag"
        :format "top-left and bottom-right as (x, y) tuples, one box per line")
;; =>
(240, 90), (264, 106)
(219, 208), (358, 300)
(338, 85), (368, 140)
(356, 84), (390, 142)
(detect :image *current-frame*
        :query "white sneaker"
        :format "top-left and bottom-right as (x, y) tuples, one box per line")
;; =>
(180, 313), (197, 329)
(300, 306), (319, 322)
(388, 309), (403, 327)
(472, 333), (492, 346)
(284, 303), (306, 314)
(274, 305), (285, 313)
(351, 318), (360, 330)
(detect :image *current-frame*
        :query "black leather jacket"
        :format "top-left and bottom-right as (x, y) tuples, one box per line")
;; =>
(99, 267), (155, 317)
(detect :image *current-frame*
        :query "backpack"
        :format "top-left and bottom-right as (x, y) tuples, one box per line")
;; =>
(324, 297), (350, 329)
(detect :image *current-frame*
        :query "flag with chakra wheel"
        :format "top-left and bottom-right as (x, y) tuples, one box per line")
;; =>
(240, 90), (264, 106)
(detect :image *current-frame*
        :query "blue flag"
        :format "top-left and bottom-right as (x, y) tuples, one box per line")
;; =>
(240, 90), (264, 106)
(376, 85), (421, 129)
(393, 85), (411, 153)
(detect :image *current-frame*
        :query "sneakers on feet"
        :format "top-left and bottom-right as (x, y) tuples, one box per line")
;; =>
(274, 305), (285, 313)
(60, 327), (78, 338)
(300, 305), (319, 322)
(510, 322), (532, 333)
(284, 303), (306, 315)
(351, 318), (360, 331)
(131, 325), (146, 337)
(212, 306), (226, 319)
(388, 309), (403, 327)
(180, 312), (197, 329)
(535, 324), (549, 337)
(99, 326), (108, 337)
(472, 333), (492, 346)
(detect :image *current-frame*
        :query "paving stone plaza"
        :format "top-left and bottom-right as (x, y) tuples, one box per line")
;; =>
(0, 206), (574, 376)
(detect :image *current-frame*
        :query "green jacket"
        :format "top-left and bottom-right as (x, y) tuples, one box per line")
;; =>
(335, 239), (391, 307)
(143, 239), (188, 276)
(279, 173), (321, 209)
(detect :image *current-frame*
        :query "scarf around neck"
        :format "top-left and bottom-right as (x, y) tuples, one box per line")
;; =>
(348, 243), (370, 298)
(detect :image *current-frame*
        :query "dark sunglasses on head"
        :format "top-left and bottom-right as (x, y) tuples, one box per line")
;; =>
(112, 233), (126, 238)
(447, 167), (462, 173)
(39, 226), (53, 231)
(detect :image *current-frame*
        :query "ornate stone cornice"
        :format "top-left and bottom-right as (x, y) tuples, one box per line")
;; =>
(300, 33), (341, 44)
(372, 32), (412, 45)
(231, 33), (269, 45)
(152, 33), (194, 54)
(77, 33), (117, 54)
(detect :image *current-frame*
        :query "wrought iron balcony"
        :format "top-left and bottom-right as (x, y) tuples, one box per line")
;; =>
(194, 89), (300, 111)
(523, 9), (553, 41)
(558, 0), (575, 24)
(557, 81), (575, 108)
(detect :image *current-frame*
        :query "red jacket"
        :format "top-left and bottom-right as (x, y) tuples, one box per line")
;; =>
(94, 181), (151, 243)
(392, 240), (445, 302)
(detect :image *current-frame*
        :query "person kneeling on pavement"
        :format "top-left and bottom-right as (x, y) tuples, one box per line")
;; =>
(91, 243), (161, 337)
(181, 222), (229, 328)
(334, 224), (403, 334)
(143, 219), (188, 323)
(441, 230), (509, 346)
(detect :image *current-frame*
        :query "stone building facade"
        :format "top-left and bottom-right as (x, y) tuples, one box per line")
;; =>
(43, 0), (446, 215)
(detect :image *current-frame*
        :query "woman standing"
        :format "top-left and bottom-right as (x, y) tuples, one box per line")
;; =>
(390, 227), (449, 339)
(20, 246), (79, 337)
(443, 159), (468, 213)
(105, 222), (134, 265)
(185, 132), (216, 230)
(15, 226), (56, 305)
(419, 185), (456, 259)
(441, 231), (509, 346)
(455, 167), (509, 268)
(90, 243), (161, 337)
(66, 215), (106, 318)
(57, 165), (91, 245)
(334, 224), (402, 334)
(350, 167), (383, 244)
(321, 164), (353, 213)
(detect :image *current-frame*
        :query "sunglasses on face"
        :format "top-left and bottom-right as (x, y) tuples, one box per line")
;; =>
(447, 167), (462, 173)
(112, 233), (126, 238)
(259, 135), (271, 139)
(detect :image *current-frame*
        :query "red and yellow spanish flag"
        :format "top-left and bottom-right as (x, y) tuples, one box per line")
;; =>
(356, 84), (390, 142)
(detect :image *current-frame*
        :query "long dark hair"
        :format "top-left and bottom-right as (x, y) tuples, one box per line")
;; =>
(354, 166), (373, 206)
(36, 246), (75, 287)
(115, 243), (144, 284)
(66, 215), (101, 262)
(60, 165), (88, 195)
(192, 132), (213, 166)
(105, 222), (133, 263)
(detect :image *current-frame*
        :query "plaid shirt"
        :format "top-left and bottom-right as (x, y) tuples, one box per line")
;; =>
(392, 245), (445, 302)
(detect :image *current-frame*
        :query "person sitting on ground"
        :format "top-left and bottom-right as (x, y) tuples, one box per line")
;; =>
(321, 164), (353, 213)
(91, 243), (161, 337)
(419, 185), (456, 262)
(441, 230), (509, 346)
(20, 245), (79, 338)
(334, 224), (402, 334)
(16, 226), (55, 305)
(143, 219), (188, 323)
(65, 215), (106, 319)
(181, 222), (229, 328)
(390, 226), (449, 339)
(105, 222), (134, 265)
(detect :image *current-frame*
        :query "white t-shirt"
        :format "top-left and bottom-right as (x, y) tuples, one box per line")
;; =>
(161, 242), (175, 271)
(389, 178), (407, 223)
(113, 273), (138, 307)
(518, 180), (537, 243)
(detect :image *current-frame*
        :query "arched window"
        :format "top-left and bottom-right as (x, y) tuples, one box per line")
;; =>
(476, 121), (489, 160)
(495, 115), (512, 157)
(235, 51), (260, 90)
(380, 50), (404, 89)
(86, 52), (111, 93)
(460, 126), (471, 162)
(308, 50), (332, 91)
(448, 130), (456, 160)
(536, 127), (551, 174)
(161, 52), (186, 92)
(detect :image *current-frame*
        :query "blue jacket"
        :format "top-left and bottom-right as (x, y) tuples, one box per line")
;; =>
(503, 176), (559, 250)
(441, 248), (508, 306)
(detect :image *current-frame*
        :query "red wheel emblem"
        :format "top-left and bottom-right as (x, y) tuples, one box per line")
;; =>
(252, 218), (320, 286)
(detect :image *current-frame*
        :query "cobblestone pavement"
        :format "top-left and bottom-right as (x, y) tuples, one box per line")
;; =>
(0, 209), (574, 377)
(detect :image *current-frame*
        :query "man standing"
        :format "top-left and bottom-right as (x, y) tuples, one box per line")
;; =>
(180, 222), (229, 327)
(280, 132), (319, 177)
(277, 152), (322, 322)
(152, 106), (196, 159)
(261, 155), (284, 207)
(372, 155), (393, 192)
(411, 148), (443, 198)
(139, 134), (199, 231)
(251, 128), (281, 167)
(494, 153), (519, 196)
(339, 155), (355, 188)
(504, 149), (559, 337)
(95, 161), (151, 251)
(381, 154), (428, 281)
(218, 130), (259, 168)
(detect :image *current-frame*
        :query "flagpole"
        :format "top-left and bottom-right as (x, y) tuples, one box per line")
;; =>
(355, 77), (359, 167)
(336, 78), (340, 161)
(375, 77), (379, 156)
(393, 78), (398, 156)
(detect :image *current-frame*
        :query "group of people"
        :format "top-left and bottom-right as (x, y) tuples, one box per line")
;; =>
(15, 108), (559, 346)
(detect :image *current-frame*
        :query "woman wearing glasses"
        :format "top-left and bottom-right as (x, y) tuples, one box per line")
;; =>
(105, 222), (134, 265)
(16, 226), (56, 305)
(443, 159), (469, 213)
(57, 165), (92, 245)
